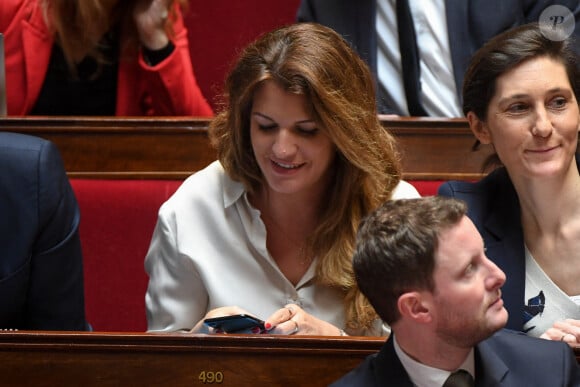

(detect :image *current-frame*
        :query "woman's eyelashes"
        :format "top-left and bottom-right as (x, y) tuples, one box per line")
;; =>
(547, 96), (568, 111)
(506, 102), (529, 115)
(296, 126), (318, 136)
(257, 123), (277, 131)
(256, 122), (319, 136)
(504, 96), (570, 116)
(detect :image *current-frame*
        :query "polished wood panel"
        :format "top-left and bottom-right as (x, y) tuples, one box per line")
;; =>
(0, 331), (578, 386)
(1, 117), (214, 179)
(383, 116), (493, 180)
(0, 116), (494, 180)
(0, 331), (384, 386)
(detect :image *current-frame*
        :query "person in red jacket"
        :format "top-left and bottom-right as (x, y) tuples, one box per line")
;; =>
(1, 0), (213, 116)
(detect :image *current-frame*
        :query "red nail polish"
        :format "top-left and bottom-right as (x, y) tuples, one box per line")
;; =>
(265, 323), (272, 330)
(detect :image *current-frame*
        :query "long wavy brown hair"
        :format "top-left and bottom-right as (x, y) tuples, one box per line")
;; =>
(209, 23), (402, 331)
(42, 0), (187, 68)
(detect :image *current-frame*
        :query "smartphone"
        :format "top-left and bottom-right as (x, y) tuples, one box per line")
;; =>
(203, 314), (266, 333)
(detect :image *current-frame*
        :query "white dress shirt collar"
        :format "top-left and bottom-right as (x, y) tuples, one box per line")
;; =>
(393, 334), (475, 387)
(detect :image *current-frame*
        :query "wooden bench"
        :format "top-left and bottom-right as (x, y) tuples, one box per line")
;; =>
(1, 117), (579, 385)
(0, 116), (493, 181)
(0, 331), (384, 386)
(0, 331), (578, 386)
(1, 116), (493, 331)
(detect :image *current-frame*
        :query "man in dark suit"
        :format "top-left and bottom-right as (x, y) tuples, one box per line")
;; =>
(297, 0), (580, 116)
(0, 132), (88, 330)
(331, 197), (580, 386)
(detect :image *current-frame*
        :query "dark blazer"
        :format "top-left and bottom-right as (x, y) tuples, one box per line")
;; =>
(296, 0), (580, 115)
(0, 132), (88, 330)
(330, 330), (580, 386)
(439, 158), (580, 333)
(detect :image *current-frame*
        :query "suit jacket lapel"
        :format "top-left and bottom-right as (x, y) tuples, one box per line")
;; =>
(374, 334), (517, 386)
(351, 0), (376, 74)
(444, 0), (470, 103)
(484, 158), (580, 332)
(481, 169), (526, 331)
(474, 340), (509, 386)
(373, 335), (415, 386)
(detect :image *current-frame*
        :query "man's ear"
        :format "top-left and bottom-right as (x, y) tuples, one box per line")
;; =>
(398, 292), (432, 324)
(467, 111), (492, 145)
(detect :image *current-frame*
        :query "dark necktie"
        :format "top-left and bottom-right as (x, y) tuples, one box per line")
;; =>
(442, 369), (474, 387)
(395, 0), (428, 116)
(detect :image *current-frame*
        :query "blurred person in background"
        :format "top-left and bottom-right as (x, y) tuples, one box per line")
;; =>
(1, 0), (212, 116)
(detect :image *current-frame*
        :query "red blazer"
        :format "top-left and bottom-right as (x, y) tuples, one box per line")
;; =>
(1, 0), (213, 116)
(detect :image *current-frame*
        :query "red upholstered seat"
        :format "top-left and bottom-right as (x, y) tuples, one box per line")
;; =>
(71, 178), (440, 332)
(408, 180), (444, 197)
(71, 179), (182, 332)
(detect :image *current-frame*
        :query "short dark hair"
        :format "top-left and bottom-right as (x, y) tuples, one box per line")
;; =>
(353, 197), (467, 325)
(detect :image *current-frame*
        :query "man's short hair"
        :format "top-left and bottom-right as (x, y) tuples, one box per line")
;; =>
(353, 196), (467, 325)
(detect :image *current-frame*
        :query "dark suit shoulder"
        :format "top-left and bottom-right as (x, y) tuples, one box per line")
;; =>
(329, 353), (380, 387)
(481, 329), (580, 382)
(438, 167), (514, 215)
(0, 132), (62, 180)
(0, 132), (50, 154)
(438, 167), (510, 196)
(0, 132), (69, 216)
(488, 328), (537, 343)
(486, 329), (572, 355)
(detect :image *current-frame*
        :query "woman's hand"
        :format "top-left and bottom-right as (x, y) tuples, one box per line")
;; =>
(189, 306), (254, 334)
(540, 319), (580, 344)
(264, 304), (345, 336)
(133, 0), (172, 50)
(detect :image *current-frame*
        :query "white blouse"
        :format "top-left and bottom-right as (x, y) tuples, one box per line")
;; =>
(145, 161), (420, 335)
(523, 246), (580, 337)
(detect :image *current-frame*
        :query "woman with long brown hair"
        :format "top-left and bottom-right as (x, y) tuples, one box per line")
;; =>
(145, 23), (419, 336)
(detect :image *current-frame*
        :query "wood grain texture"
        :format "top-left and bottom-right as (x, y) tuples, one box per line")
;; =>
(0, 331), (384, 386)
(0, 116), (494, 180)
(0, 331), (577, 386)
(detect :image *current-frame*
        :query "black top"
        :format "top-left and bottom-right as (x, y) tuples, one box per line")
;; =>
(30, 27), (175, 116)
(31, 30), (119, 116)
